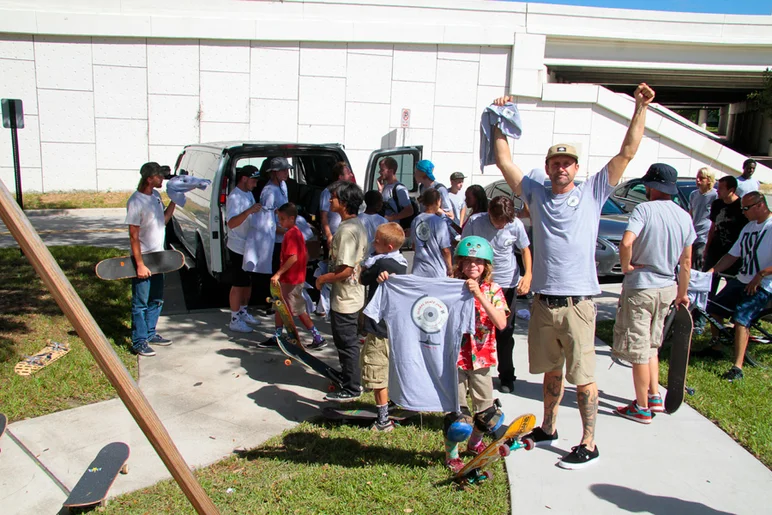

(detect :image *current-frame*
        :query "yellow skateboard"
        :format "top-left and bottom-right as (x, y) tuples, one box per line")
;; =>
(14, 341), (70, 376)
(453, 413), (536, 486)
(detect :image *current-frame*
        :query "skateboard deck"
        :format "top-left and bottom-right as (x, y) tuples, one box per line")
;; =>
(267, 281), (302, 347)
(0, 413), (6, 453)
(95, 249), (184, 280)
(63, 442), (130, 509)
(664, 305), (693, 414)
(14, 341), (70, 376)
(321, 406), (417, 423)
(276, 336), (343, 389)
(454, 413), (536, 486)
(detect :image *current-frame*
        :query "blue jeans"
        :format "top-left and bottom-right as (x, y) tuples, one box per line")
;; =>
(131, 274), (165, 348)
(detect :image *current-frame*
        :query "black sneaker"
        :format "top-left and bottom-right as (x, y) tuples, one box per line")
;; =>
(499, 379), (515, 394)
(148, 334), (172, 346)
(257, 337), (279, 348)
(131, 341), (156, 357)
(324, 390), (362, 402)
(722, 366), (743, 382)
(307, 336), (327, 351)
(523, 427), (558, 447)
(558, 444), (599, 470)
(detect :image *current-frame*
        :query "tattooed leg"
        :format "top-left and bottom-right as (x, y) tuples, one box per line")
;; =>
(542, 370), (564, 435)
(577, 382), (598, 450)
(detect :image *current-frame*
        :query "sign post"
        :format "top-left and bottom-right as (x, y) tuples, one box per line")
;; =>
(2, 99), (24, 210)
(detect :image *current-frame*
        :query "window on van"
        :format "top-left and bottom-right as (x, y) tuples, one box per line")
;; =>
(378, 155), (417, 192)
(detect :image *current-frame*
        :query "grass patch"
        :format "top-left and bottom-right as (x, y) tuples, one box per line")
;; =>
(0, 246), (138, 422)
(596, 319), (772, 469)
(106, 407), (510, 515)
(22, 191), (170, 210)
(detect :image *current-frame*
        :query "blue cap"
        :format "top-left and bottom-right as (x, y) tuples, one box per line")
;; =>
(416, 160), (435, 181)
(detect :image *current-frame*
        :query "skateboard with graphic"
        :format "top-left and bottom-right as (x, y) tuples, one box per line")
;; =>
(453, 413), (536, 486)
(267, 281), (302, 346)
(95, 249), (184, 280)
(62, 442), (130, 510)
(664, 305), (693, 414)
(322, 405), (418, 424)
(14, 341), (70, 376)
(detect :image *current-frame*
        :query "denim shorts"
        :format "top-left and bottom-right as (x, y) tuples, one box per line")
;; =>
(710, 278), (772, 327)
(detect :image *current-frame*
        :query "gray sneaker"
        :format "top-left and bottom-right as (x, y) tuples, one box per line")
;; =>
(148, 334), (172, 346)
(307, 336), (327, 351)
(132, 341), (156, 357)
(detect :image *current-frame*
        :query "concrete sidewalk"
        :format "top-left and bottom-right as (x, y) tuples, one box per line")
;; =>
(1, 282), (772, 514)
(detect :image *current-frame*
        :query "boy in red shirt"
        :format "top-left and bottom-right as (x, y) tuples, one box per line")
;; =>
(261, 203), (327, 349)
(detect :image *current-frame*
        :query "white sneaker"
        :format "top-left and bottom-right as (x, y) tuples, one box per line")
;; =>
(239, 310), (261, 325)
(229, 318), (253, 333)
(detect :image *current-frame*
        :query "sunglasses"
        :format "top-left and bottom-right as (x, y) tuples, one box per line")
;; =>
(741, 202), (761, 212)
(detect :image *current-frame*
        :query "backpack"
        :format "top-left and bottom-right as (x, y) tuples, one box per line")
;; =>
(391, 182), (420, 230)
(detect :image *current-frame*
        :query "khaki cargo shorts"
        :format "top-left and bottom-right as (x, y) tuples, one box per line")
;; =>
(612, 285), (676, 365)
(527, 296), (597, 385)
(280, 283), (307, 316)
(360, 333), (389, 389)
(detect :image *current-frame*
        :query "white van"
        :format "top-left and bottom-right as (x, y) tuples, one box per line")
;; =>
(167, 141), (421, 298)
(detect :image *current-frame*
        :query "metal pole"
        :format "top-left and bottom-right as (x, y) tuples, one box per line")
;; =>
(9, 101), (22, 210)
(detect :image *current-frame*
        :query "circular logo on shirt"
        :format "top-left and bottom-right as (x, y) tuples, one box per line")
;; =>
(503, 238), (516, 248)
(411, 295), (449, 334)
(567, 196), (580, 207)
(415, 220), (431, 242)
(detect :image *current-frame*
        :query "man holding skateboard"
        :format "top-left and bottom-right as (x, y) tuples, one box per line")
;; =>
(125, 162), (176, 357)
(704, 191), (772, 381)
(612, 163), (694, 424)
(490, 83), (655, 469)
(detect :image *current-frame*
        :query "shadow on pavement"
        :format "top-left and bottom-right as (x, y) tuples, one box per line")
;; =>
(590, 484), (734, 515)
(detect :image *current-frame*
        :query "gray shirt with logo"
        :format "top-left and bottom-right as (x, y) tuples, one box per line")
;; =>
(520, 166), (613, 296)
(411, 212), (452, 278)
(624, 200), (696, 289)
(461, 213), (530, 288)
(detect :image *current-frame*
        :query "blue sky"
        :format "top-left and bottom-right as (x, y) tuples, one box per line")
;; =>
(510, 0), (772, 15)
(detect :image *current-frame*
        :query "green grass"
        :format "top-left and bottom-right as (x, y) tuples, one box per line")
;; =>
(596, 319), (772, 469)
(0, 246), (138, 421)
(21, 191), (170, 210)
(106, 407), (510, 515)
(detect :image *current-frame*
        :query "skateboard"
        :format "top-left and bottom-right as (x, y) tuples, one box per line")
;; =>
(321, 405), (418, 424)
(276, 335), (343, 390)
(267, 281), (302, 346)
(95, 249), (184, 280)
(62, 442), (130, 510)
(0, 413), (6, 453)
(14, 341), (70, 376)
(454, 413), (536, 486)
(664, 305), (693, 414)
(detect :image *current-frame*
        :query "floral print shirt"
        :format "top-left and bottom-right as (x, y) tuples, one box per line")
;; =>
(457, 281), (509, 371)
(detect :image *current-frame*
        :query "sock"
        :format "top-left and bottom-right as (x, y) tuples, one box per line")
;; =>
(468, 429), (483, 449)
(444, 438), (459, 460)
(310, 326), (321, 339)
(231, 311), (240, 322)
(239, 305), (248, 314)
(376, 403), (389, 425)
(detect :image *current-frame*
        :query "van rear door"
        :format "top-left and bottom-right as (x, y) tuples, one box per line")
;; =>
(363, 146), (423, 194)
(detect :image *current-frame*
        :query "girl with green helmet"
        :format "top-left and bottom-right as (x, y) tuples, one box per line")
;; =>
(444, 235), (509, 473)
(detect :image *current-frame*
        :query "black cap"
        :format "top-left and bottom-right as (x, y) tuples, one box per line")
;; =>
(642, 163), (678, 195)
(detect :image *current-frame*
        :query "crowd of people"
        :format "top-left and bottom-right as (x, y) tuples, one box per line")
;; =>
(124, 82), (771, 473)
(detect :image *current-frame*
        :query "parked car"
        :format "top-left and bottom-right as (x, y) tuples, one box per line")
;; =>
(611, 178), (697, 214)
(483, 179), (629, 276)
(168, 142), (422, 298)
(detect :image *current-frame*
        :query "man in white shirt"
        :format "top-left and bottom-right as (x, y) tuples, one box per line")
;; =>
(735, 159), (760, 198)
(448, 172), (466, 225)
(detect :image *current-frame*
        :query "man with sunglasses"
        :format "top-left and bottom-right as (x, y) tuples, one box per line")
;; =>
(704, 191), (772, 381)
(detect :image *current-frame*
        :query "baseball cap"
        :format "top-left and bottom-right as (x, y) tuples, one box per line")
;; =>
(236, 165), (260, 180)
(450, 172), (466, 181)
(545, 144), (579, 162)
(140, 162), (171, 179)
(416, 159), (435, 181)
(265, 156), (294, 172)
(642, 163), (678, 195)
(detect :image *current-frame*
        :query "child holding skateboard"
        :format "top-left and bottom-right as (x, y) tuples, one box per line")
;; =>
(359, 223), (409, 431)
(444, 236), (508, 473)
(262, 203), (327, 349)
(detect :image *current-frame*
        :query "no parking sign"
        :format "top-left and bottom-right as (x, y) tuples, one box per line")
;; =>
(401, 108), (411, 128)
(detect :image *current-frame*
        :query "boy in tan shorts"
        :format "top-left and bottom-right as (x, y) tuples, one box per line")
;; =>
(359, 223), (409, 431)
(263, 203), (327, 349)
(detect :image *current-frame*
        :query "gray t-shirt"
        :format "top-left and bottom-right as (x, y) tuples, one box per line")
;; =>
(735, 177), (761, 199)
(624, 200), (696, 289)
(448, 190), (465, 224)
(382, 182), (411, 217)
(689, 189), (718, 245)
(319, 188), (342, 236)
(461, 213), (530, 288)
(520, 166), (613, 296)
(411, 212), (452, 278)
(363, 274), (475, 412)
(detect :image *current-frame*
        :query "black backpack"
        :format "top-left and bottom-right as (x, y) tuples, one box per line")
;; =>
(391, 182), (420, 229)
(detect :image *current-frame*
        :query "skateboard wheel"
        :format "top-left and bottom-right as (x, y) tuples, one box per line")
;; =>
(498, 445), (510, 457)
(328, 383), (335, 392)
(284, 359), (292, 366)
(522, 438), (535, 451)
(120, 464), (129, 474)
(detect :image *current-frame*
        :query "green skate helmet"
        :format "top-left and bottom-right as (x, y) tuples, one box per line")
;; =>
(455, 236), (494, 263)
